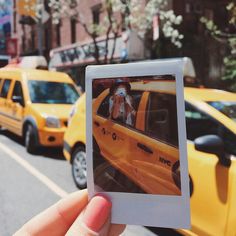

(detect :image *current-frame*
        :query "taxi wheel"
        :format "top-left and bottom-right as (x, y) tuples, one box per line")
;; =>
(25, 125), (38, 154)
(72, 146), (87, 189)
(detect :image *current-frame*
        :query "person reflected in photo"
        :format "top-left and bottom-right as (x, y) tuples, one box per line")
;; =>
(109, 79), (136, 126)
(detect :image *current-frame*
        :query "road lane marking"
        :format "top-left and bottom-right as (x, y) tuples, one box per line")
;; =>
(0, 142), (68, 198)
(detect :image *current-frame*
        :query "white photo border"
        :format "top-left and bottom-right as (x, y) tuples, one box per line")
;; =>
(86, 59), (190, 228)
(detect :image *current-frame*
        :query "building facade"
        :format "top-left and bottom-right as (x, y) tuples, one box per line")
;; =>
(12, 0), (232, 89)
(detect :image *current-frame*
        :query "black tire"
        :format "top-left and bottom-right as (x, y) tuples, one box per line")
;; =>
(25, 124), (38, 154)
(72, 146), (87, 189)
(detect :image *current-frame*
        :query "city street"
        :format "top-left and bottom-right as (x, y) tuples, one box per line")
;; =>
(0, 0), (235, 235)
(0, 129), (157, 236)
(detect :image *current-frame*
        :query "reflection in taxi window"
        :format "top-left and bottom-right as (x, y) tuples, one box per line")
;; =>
(146, 92), (179, 147)
(185, 102), (236, 156)
(97, 95), (110, 118)
(28, 81), (79, 104)
(208, 101), (236, 122)
(12, 81), (24, 99)
(97, 91), (143, 127)
(185, 102), (218, 140)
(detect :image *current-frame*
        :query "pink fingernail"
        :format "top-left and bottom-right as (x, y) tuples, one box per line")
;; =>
(83, 195), (112, 232)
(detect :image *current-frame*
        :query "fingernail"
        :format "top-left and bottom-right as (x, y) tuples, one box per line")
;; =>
(82, 195), (112, 232)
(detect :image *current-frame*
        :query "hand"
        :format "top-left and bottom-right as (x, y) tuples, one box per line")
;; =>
(111, 95), (124, 119)
(114, 95), (124, 105)
(14, 190), (125, 236)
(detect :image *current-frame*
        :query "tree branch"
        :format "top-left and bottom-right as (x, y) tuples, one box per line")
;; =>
(104, 2), (114, 64)
(77, 17), (100, 64)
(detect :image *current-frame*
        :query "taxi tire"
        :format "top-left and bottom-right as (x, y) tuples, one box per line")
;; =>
(25, 124), (38, 154)
(72, 146), (87, 189)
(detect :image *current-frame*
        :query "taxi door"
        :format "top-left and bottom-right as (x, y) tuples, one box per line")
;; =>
(0, 79), (13, 129)
(184, 143), (230, 236)
(8, 80), (25, 136)
(131, 91), (181, 195)
(178, 102), (235, 236)
(93, 91), (144, 181)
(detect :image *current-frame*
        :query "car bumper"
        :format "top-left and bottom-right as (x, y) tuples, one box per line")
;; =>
(38, 128), (65, 146)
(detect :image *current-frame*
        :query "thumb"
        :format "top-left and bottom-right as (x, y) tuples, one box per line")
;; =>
(66, 195), (112, 236)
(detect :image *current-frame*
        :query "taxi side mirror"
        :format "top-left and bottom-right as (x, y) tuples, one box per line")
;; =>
(194, 135), (231, 167)
(12, 95), (25, 107)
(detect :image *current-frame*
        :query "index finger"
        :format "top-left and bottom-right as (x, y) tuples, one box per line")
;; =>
(14, 190), (88, 236)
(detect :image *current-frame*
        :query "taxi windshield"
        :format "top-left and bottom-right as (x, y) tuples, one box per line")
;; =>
(208, 101), (236, 122)
(28, 80), (79, 104)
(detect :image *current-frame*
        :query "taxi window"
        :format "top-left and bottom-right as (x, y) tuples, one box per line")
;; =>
(28, 81), (79, 104)
(185, 102), (217, 140)
(97, 94), (110, 118)
(0, 79), (11, 98)
(145, 92), (179, 147)
(185, 102), (236, 156)
(12, 81), (24, 103)
(97, 91), (143, 127)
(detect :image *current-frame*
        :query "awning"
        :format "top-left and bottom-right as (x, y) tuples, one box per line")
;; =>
(49, 31), (145, 69)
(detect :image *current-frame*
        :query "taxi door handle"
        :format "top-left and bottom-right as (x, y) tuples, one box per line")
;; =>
(94, 121), (100, 127)
(137, 143), (153, 154)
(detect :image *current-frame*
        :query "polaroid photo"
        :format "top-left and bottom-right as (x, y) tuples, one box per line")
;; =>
(86, 59), (190, 229)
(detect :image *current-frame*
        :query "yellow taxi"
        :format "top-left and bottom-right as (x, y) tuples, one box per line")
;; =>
(64, 84), (236, 235)
(64, 93), (86, 188)
(0, 68), (79, 153)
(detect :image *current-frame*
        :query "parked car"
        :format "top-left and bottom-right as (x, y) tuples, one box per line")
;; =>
(0, 68), (79, 153)
(64, 93), (86, 188)
(64, 85), (236, 236)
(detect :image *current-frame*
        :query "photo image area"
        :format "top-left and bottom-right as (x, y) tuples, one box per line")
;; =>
(92, 75), (181, 196)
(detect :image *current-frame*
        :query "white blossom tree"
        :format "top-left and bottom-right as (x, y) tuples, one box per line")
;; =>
(34, 0), (183, 63)
(201, 2), (236, 90)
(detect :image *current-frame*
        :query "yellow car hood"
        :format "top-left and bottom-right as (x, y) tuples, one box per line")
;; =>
(31, 104), (72, 119)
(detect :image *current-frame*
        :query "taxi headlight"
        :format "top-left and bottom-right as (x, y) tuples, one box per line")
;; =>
(46, 116), (61, 128)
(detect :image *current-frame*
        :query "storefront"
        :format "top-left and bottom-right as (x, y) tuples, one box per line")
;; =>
(49, 31), (145, 92)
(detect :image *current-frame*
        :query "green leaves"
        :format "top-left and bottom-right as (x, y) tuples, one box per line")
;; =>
(201, 2), (236, 91)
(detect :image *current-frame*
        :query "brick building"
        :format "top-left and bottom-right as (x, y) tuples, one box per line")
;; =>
(173, 0), (230, 87)
(14, 0), (231, 89)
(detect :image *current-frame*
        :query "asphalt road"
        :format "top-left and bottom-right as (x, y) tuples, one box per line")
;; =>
(0, 129), (158, 236)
